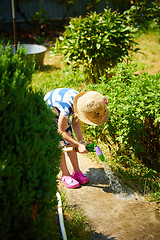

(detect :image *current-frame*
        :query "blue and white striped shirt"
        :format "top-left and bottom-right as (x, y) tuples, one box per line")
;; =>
(44, 88), (79, 118)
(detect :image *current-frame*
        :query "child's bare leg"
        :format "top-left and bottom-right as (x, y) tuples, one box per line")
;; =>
(67, 151), (80, 173)
(60, 152), (70, 176)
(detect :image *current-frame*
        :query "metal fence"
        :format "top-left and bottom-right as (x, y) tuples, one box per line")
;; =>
(0, 0), (109, 32)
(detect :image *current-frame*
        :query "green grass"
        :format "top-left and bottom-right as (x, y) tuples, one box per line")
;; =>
(50, 192), (93, 240)
(133, 31), (160, 74)
(59, 191), (93, 240)
(32, 54), (86, 94)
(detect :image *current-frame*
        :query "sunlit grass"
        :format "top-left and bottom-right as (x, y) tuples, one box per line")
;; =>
(32, 51), (87, 93)
(133, 32), (160, 74)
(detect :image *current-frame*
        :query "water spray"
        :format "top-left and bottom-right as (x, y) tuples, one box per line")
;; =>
(63, 143), (138, 200)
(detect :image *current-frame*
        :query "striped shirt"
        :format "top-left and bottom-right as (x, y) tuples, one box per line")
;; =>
(44, 88), (79, 118)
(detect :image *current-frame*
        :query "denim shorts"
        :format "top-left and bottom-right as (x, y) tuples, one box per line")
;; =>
(52, 106), (74, 147)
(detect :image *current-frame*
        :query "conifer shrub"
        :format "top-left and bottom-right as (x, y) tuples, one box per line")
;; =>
(0, 45), (61, 240)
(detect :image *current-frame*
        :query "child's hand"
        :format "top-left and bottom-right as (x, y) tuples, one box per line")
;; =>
(77, 142), (88, 154)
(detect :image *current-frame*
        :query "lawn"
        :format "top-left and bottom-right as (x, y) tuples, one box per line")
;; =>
(133, 32), (160, 74)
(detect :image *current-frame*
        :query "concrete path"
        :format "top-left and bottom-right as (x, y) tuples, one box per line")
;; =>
(58, 153), (160, 240)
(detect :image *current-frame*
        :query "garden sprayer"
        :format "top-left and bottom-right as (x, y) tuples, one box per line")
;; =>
(63, 142), (105, 162)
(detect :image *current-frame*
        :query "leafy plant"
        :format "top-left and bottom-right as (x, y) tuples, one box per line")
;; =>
(52, 8), (137, 83)
(82, 62), (160, 171)
(81, 62), (160, 199)
(124, 1), (160, 30)
(31, 8), (47, 26)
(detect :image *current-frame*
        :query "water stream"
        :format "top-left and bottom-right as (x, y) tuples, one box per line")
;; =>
(103, 162), (139, 200)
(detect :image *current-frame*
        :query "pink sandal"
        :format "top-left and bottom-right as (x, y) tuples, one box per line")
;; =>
(71, 171), (89, 185)
(61, 175), (80, 188)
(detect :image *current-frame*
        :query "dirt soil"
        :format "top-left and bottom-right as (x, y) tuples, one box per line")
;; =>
(58, 153), (160, 240)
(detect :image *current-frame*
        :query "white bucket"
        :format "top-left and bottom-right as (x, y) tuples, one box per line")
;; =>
(19, 44), (47, 67)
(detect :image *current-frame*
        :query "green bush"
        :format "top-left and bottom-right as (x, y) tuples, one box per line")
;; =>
(124, 1), (160, 30)
(52, 8), (137, 83)
(83, 62), (160, 171)
(81, 62), (160, 196)
(0, 45), (61, 240)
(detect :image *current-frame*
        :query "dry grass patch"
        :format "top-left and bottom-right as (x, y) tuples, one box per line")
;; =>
(134, 33), (160, 74)
(43, 50), (64, 69)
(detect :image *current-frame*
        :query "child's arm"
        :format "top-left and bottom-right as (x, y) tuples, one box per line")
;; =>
(58, 112), (88, 153)
(72, 116), (84, 142)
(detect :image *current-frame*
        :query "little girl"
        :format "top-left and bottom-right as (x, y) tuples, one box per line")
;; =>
(44, 88), (109, 188)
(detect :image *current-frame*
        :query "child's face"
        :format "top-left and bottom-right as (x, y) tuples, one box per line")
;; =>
(85, 106), (109, 125)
